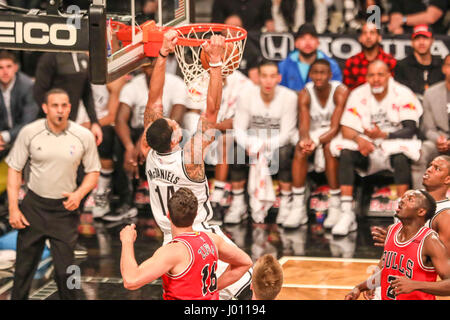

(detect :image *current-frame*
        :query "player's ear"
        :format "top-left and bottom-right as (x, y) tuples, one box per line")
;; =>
(417, 207), (427, 219)
(42, 103), (48, 115)
(444, 174), (450, 186)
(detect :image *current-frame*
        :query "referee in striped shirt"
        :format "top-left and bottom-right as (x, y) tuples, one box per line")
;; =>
(6, 88), (101, 300)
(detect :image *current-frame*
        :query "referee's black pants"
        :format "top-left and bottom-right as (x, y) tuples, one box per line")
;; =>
(11, 190), (79, 300)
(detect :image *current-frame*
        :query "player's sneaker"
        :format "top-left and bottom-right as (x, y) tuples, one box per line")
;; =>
(74, 243), (88, 257)
(92, 189), (111, 219)
(282, 200), (308, 229)
(224, 201), (247, 224)
(251, 209), (267, 224)
(331, 211), (357, 236)
(209, 202), (224, 226)
(276, 195), (292, 225)
(323, 206), (341, 229)
(102, 204), (138, 222)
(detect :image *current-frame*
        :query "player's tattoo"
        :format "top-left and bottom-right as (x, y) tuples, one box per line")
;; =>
(144, 102), (164, 129)
(183, 116), (218, 182)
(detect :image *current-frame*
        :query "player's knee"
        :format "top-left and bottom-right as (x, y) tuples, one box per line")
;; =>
(390, 154), (411, 185)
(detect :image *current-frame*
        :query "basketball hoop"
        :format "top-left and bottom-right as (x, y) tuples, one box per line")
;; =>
(173, 23), (247, 102)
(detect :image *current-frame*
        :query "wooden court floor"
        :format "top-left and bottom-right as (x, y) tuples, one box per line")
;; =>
(276, 256), (450, 300)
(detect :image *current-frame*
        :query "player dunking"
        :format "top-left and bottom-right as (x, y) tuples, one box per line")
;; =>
(140, 30), (253, 299)
(120, 187), (252, 299)
(346, 189), (450, 300)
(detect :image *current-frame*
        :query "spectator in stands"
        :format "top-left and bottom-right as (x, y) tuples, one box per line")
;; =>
(278, 23), (342, 92)
(288, 59), (349, 229)
(226, 60), (297, 225)
(413, 54), (450, 189)
(211, 0), (273, 32)
(388, 0), (448, 35)
(33, 52), (103, 146)
(329, 60), (423, 236)
(206, 70), (254, 225)
(394, 25), (444, 100)
(328, 0), (390, 34)
(111, 63), (188, 222)
(270, 0), (328, 34)
(343, 22), (396, 90)
(223, 14), (261, 84)
(0, 51), (38, 207)
(0, 51), (38, 160)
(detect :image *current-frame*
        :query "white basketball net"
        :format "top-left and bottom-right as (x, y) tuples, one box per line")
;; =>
(174, 25), (247, 102)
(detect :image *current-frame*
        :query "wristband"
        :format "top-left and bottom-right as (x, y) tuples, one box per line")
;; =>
(209, 61), (223, 68)
(159, 50), (168, 58)
(402, 16), (407, 25)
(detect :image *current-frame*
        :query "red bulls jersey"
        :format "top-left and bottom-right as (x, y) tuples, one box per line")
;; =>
(381, 222), (438, 300)
(162, 231), (219, 300)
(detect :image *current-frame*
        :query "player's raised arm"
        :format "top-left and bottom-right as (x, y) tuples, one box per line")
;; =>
(203, 35), (225, 124)
(182, 35), (226, 182)
(144, 30), (178, 129)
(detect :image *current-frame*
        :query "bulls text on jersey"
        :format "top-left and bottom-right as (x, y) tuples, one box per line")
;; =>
(383, 250), (414, 279)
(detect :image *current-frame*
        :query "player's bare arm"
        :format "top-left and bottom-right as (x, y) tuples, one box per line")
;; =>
(207, 232), (253, 291)
(183, 35), (225, 182)
(345, 251), (386, 300)
(115, 103), (140, 177)
(7, 167), (30, 230)
(391, 232), (450, 296)
(120, 224), (184, 290)
(143, 30), (179, 129)
(319, 84), (349, 145)
(341, 125), (375, 157)
(431, 209), (450, 256)
(98, 75), (128, 127)
(297, 89), (314, 154)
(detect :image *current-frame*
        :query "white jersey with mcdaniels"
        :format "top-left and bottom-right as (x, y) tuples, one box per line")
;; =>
(146, 149), (213, 237)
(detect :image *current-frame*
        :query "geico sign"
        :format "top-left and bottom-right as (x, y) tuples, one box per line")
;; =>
(0, 22), (77, 46)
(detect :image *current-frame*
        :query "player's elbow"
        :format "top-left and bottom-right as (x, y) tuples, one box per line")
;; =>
(123, 278), (141, 291)
(425, 7), (443, 24)
(241, 254), (253, 272)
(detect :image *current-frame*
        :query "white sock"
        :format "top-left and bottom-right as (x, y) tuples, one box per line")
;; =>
(341, 196), (353, 213)
(211, 180), (226, 203)
(292, 187), (305, 203)
(280, 189), (292, 198)
(329, 189), (341, 208)
(232, 188), (245, 204)
(97, 168), (113, 194)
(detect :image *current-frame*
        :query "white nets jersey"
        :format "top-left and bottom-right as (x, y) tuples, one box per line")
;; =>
(305, 80), (341, 132)
(91, 84), (110, 120)
(426, 198), (450, 228)
(145, 149), (213, 235)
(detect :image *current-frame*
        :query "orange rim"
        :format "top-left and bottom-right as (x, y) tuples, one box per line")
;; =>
(173, 23), (247, 47)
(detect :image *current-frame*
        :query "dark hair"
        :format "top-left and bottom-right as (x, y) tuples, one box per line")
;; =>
(45, 88), (69, 104)
(308, 58), (331, 77)
(258, 59), (279, 72)
(168, 187), (198, 227)
(146, 118), (173, 153)
(0, 50), (17, 64)
(418, 189), (437, 221)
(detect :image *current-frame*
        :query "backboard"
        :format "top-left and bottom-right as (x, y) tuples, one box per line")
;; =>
(89, 0), (191, 84)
